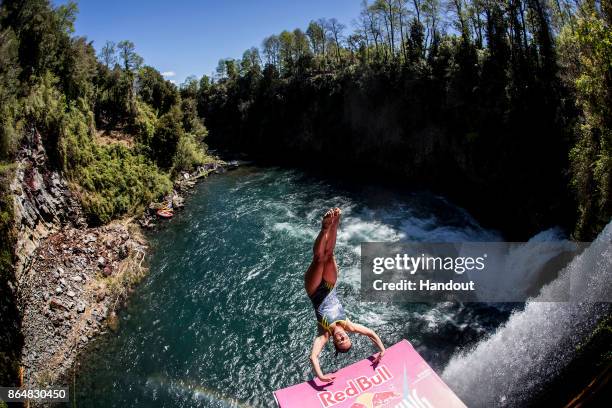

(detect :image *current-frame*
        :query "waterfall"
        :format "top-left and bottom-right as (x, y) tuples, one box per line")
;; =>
(442, 221), (612, 407)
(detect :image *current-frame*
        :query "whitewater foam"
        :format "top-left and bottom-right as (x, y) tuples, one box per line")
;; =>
(442, 221), (612, 406)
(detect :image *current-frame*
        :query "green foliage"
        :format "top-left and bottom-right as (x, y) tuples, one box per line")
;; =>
(137, 66), (178, 114)
(151, 105), (184, 169)
(0, 28), (21, 159)
(59, 36), (98, 102)
(117, 40), (143, 72)
(57, 98), (96, 170)
(18, 72), (177, 226)
(98, 40), (116, 68)
(133, 98), (157, 145)
(23, 72), (67, 165)
(200, 0), (588, 239)
(0, 160), (19, 388)
(0, 0), (213, 387)
(180, 97), (207, 140)
(0, 162), (15, 278)
(171, 132), (210, 175)
(94, 65), (133, 128)
(0, 0), (212, 227)
(74, 144), (172, 224)
(1, 0), (73, 82)
(559, 6), (612, 239)
(57, 99), (172, 224)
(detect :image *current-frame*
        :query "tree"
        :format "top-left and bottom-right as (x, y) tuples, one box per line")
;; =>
(371, 0), (399, 59)
(215, 58), (238, 81)
(117, 40), (143, 72)
(450, 0), (470, 41)
(327, 18), (346, 65)
(99, 40), (116, 68)
(422, 0), (441, 51)
(61, 36), (98, 102)
(559, 2), (612, 238)
(180, 75), (199, 99)
(278, 30), (295, 74)
(151, 104), (184, 168)
(361, 2), (384, 61)
(307, 20), (326, 57)
(240, 47), (262, 76)
(0, 26), (20, 159)
(137, 66), (178, 114)
(293, 28), (311, 61)
(262, 35), (281, 69)
(406, 17), (425, 62)
(1, 0), (74, 81)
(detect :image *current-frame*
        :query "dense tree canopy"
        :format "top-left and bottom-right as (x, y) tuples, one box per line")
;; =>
(0, 0), (610, 393)
(198, 0), (611, 240)
(0, 0), (212, 226)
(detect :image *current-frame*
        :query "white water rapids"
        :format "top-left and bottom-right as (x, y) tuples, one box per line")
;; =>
(442, 221), (612, 406)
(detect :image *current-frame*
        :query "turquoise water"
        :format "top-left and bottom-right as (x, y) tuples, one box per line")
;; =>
(74, 166), (509, 407)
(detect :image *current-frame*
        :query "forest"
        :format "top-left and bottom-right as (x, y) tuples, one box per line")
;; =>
(0, 0), (211, 384)
(196, 0), (611, 241)
(0, 0), (610, 392)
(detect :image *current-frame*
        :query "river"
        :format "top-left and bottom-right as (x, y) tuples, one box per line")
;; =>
(74, 165), (516, 407)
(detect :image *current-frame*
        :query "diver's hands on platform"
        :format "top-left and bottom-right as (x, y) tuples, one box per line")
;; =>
(318, 374), (336, 382)
(372, 349), (385, 364)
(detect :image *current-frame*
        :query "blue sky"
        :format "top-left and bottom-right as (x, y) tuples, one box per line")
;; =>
(55, 0), (362, 84)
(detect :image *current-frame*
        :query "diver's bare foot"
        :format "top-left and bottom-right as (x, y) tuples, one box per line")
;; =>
(332, 208), (342, 226)
(322, 208), (335, 229)
(329, 208), (341, 230)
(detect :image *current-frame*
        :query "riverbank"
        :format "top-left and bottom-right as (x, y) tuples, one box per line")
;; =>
(17, 221), (146, 388)
(7, 134), (230, 400)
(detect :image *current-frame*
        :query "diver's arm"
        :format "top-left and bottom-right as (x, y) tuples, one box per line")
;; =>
(346, 321), (386, 362)
(310, 332), (335, 382)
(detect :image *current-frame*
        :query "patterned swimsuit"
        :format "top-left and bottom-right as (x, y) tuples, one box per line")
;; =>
(309, 279), (346, 333)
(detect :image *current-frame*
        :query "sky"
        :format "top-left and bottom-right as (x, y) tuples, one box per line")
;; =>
(55, 0), (363, 84)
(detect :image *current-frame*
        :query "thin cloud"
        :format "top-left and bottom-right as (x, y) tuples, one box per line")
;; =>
(161, 71), (176, 77)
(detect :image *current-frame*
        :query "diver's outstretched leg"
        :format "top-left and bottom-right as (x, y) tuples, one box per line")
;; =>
(304, 209), (335, 296)
(322, 208), (341, 285)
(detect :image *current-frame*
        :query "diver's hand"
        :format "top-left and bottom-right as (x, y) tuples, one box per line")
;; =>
(318, 374), (336, 382)
(372, 349), (385, 364)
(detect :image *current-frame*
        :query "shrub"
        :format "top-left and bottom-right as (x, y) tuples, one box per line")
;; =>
(171, 132), (211, 175)
(58, 97), (172, 224)
(133, 98), (157, 146)
(72, 144), (172, 224)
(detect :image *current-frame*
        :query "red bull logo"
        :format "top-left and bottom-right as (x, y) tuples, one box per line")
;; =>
(350, 391), (401, 408)
(317, 366), (394, 408)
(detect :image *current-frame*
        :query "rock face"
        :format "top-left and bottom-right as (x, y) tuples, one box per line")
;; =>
(18, 223), (146, 388)
(9, 130), (148, 390)
(9, 129), (215, 393)
(10, 130), (86, 281)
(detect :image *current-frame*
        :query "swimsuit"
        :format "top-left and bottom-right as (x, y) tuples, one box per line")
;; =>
(309, 279), (347, 333)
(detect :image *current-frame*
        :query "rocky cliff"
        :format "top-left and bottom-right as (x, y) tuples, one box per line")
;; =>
(9, 130), (149, 391)
(10, 130), (86, 281)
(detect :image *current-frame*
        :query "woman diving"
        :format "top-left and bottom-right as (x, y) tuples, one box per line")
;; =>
(305, 208), (386, 382)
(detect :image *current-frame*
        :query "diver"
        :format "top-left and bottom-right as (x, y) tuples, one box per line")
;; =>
(305, 208), (386, 382)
